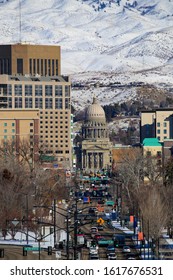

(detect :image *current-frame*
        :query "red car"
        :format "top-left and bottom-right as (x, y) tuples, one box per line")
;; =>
(94, 233), (103, 240)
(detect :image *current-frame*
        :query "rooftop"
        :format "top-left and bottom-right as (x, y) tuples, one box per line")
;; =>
(143, 138), (162, 147)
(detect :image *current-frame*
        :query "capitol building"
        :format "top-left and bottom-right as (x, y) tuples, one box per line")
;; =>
(75, 97), (112, 172)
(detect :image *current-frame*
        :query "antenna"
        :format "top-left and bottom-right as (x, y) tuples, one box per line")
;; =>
(19, 0), (22, 43)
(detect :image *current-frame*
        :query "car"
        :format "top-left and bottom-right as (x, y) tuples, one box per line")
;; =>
(89, 253), (99, 260)
(97, 199), (105, 204)
(94, 233), (103, 240)
(126, 253), (136, 260)
(98, 225), (104, 231)
(88, 208), (96, 215)
(89, 247), (98, 255)
(122, 246), (131, 253)
(106, 245), (115, 255)
(90, 227), (98, 233)
(107, 252), (117, 260)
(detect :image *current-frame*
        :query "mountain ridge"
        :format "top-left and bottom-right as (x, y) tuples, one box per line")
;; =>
(0, 1), (173, 83)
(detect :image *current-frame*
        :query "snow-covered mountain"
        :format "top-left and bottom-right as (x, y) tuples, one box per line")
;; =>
(0, 0), (173, 109)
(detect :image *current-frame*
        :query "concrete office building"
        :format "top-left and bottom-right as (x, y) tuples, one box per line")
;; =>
(0, 44), (71, 167)
(0, 109), (39, 162)
(0, 44), (61, 76)
(140, 108), (173, 143)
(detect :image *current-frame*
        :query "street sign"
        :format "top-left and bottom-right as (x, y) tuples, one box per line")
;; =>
(98, 240), (114, 245)
(97, 217), (104, 225)
(24, 247), (39, 251)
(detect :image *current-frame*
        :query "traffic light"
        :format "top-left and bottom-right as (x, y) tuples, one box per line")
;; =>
(48, 246), (52, 255)
(91, 240), (97, 247)
(141, 240), (145, 247)
(114, 240), (119, 247)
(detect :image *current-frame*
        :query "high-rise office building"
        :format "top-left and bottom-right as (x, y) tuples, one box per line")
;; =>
(0, 44), (61, 76)
(0, 44), (71, 167)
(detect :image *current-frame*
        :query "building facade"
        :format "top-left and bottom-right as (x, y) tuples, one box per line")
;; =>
(76, 97), (112, 172)
(140, 108), (173, 143)
(0, 44), (71, 167)
(0, 109), (39, 161)
(0, 44), (61, 76)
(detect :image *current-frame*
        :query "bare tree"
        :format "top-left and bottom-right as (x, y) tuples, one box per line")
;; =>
(138, 185), (168, 259)
(0, 139), (67, 240)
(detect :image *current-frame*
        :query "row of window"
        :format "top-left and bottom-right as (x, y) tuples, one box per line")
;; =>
(29, 58), (59, 76)
(7, 97), (70, 109)
(157, 129), (167, 134)
(0, 84), (70, 97)
(3, 123), (15, 127)
(158, 136), (168, 141)
(157, 122), (167, 127)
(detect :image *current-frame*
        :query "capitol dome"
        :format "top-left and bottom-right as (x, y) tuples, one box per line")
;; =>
(85, 97), (106, 123)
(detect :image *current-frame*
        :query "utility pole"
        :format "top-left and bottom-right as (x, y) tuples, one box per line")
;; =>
(74, 199), (78, 260)
(53, 199), (57, 247)
(26, 195), (29, 245)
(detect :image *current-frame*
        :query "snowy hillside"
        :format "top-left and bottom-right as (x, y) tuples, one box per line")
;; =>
(0, 0), (173, 109)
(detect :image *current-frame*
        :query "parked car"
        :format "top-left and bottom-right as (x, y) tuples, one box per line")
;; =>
(122, 246), (131, 253)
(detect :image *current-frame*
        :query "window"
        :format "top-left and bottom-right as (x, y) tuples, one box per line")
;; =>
(25, 97), (32, 108)
(45, 85), (52, 96)
(17, 58), (23, 74)
(12, 129), (15, 133)
(14, 84), (22, 96)
(157, 122), (160, 127)
(157, 151), (161, 158)
(41, 59), (43, 75)
(4, 129), (7, 133)
(164, 122), (167, 127)
(55, 98), (62, 109)
(45, 98), (53, 109)
(7, 85), (12, 96)
(164, 129), (167, 134)
(65, 85), (70, 97)
(55, 85), (62, 96)
(29, 59), (32, 74)
(35, 98), (43, 109)
(65, 98), (70, 109)
(56, 60), (58, 75)
(33, 59), (36, 74)
(25, 85), (32, 96)
(12, 123), (15, 127)
(37, 59), (40, 74)
(4, 123), (7, 127)
(7, 97), (12, 108)
(15, 97), (22, 108)
(35, 85), (42, 96)
(146, 151), (151, 157)
(52, 60), (54, 76)
(157, 129), (160, 134)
